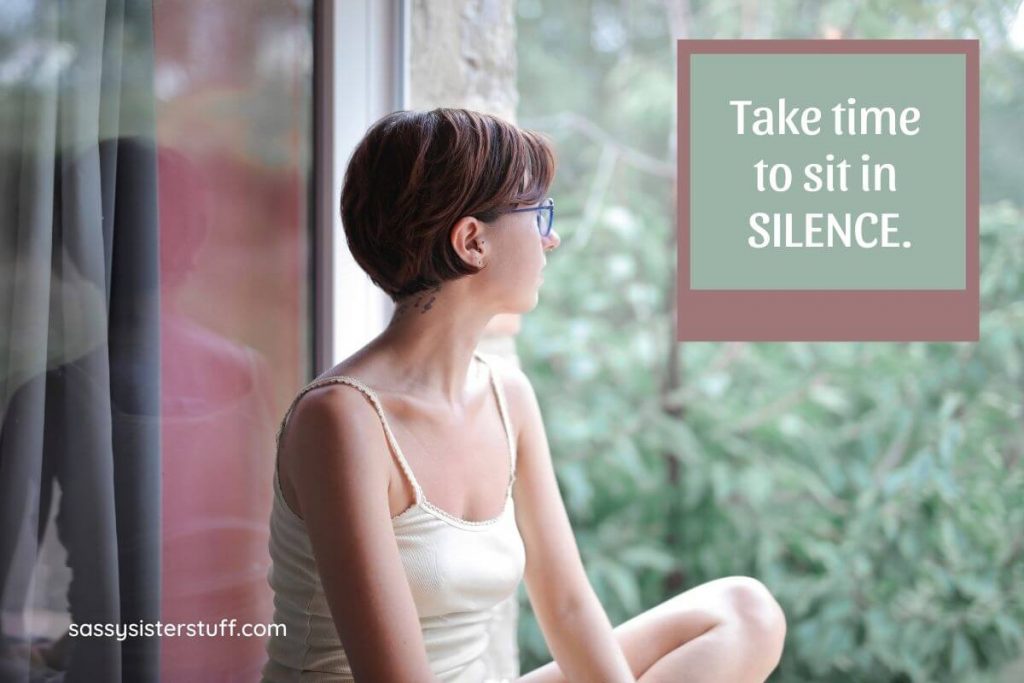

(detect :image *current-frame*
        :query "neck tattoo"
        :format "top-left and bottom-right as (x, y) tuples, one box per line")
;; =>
(394, 284), (442, 319)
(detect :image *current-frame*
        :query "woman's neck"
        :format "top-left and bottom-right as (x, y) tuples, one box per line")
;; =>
(366, 285), (495, 411)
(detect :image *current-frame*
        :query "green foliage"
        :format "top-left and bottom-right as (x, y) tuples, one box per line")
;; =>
(515, 1), (1024, 681)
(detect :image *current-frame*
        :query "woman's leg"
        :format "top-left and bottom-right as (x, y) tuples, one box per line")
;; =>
(518, 575), (787, 683)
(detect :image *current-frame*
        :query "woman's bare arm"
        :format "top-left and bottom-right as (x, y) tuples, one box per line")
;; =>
(499, 363), (636, 682)
(280, 386), (439, 682)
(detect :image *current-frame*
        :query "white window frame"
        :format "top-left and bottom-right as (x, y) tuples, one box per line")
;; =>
(314, 0), (408, 372)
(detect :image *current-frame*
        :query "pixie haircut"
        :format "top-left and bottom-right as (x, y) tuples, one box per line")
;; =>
(340, 108), (556, 301)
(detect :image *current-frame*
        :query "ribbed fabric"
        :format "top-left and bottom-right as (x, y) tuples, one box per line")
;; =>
(261, 352), (525, 682)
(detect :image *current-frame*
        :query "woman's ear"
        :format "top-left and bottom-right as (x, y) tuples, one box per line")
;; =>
(450, 215), (488, 267)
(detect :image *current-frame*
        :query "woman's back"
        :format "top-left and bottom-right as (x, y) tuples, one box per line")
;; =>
(261, 352), (524, 682)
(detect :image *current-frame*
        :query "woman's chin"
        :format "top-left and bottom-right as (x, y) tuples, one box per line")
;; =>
(495, 282), (544, 315)
(510, 291), (540, 314)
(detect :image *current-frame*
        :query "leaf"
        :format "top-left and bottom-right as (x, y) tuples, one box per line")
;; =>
(739, 465), (774, 506)
(600, 560), (642, 614)
(994, 613), (1024, 650)
(709, 460), (733, 502)
(618, 545), (677, 572)
(951, 631), (976, 674)
(809, 383), (851, 415)
(556, 460), (593, 514)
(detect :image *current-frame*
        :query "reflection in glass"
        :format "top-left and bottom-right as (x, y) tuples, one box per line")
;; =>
(0, 2), (312, 681)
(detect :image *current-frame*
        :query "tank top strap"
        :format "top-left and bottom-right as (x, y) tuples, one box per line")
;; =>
(274, 375), (425, 504)
(473, 351), (517, 493)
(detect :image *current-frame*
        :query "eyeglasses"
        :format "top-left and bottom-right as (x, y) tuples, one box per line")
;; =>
(506, 197), (555, 237)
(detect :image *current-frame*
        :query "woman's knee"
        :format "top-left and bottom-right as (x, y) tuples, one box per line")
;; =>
(720, 576), (787, 656)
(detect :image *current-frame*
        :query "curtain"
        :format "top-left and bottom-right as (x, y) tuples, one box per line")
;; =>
(0, 1), (161, 681)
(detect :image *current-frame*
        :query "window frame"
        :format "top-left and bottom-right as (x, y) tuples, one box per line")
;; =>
(313, 0), (408, 374)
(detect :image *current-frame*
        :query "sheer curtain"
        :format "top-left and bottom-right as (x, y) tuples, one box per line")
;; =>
(0, 1), (161, 681)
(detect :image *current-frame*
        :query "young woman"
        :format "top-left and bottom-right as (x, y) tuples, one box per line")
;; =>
(261, 109), (787, 683)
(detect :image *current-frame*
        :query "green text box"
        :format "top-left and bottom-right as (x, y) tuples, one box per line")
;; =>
(690, 53), (966, 290)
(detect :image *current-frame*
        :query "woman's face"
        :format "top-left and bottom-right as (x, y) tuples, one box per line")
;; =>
(483, 199), (561, 313)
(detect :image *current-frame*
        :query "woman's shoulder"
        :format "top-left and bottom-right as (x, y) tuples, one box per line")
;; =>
(295, 346), (398, 411)
(475, 352), (539, 430)
(310, 351), (377, 385)
(275, 371), (393, 521)
(285, 375), (391, 456)
(475, 351), (529, 389)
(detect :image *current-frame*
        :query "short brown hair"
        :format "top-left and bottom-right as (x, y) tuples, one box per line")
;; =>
(340, 108), (556, 301)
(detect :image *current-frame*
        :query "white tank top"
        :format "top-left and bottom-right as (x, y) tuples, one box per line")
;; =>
(261, 352), (526, 682)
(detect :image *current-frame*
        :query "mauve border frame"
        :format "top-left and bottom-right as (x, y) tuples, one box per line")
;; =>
(676, 39), (979, 342)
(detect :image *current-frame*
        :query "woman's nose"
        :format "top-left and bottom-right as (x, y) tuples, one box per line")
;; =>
(542, 229), (560, 251)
